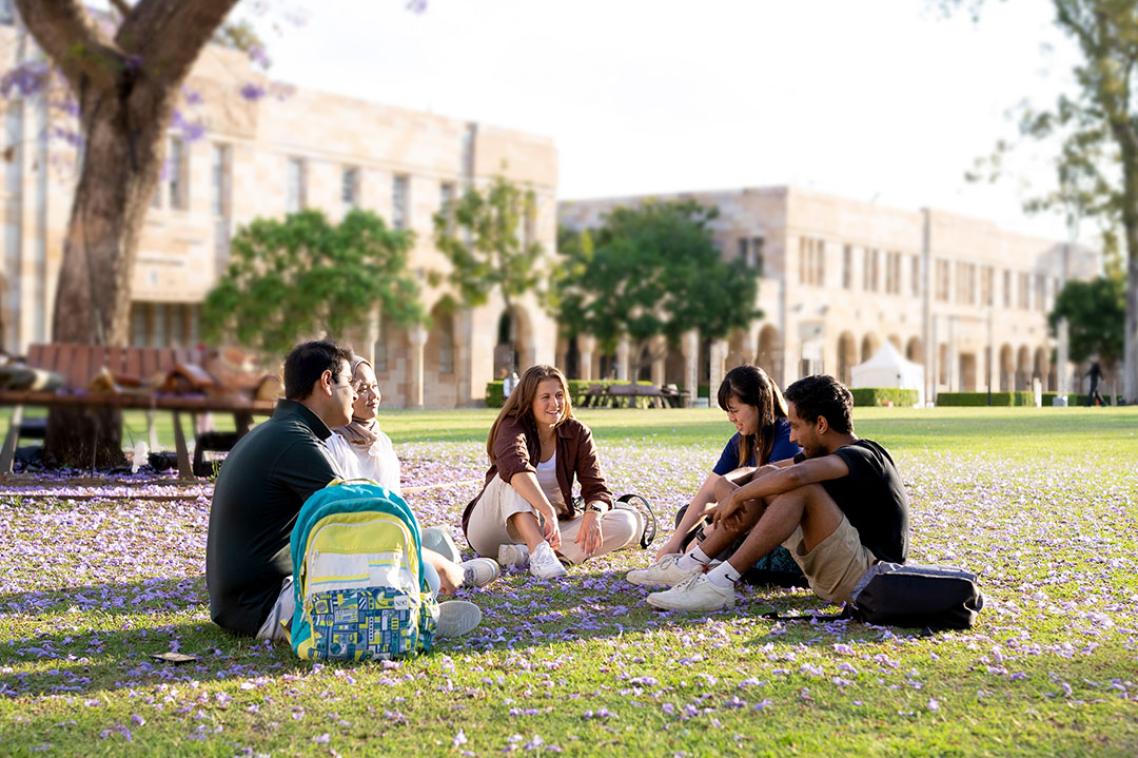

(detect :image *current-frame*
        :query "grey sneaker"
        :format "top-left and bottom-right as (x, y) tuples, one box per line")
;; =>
(461, 557), (500, 588)
(435, 600), (482, 638)
(529, 541), (568, 579)
(625, 553), (701, 587)
(422, 526), (463, 565)
(497, 543), (530, 569)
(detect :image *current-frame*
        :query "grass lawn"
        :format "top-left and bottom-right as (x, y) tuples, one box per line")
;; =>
(1, 406), (1137, 755)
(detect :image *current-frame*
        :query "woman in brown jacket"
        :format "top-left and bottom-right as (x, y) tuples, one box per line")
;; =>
(462, 365), (645, 579)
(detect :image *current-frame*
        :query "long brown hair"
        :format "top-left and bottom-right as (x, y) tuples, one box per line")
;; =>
(487, 365), (574, 461)
(717, 364), (788, 467)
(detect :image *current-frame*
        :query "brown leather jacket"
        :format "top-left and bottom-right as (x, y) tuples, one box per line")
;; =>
(462, 415), (613, 536)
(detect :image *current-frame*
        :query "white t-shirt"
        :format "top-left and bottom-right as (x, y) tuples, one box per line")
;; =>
(535, 451), (565, 509)
(325, 429), (402, 496)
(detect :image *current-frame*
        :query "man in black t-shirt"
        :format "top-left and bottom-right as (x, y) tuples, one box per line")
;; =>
(647, 374), (909, 612)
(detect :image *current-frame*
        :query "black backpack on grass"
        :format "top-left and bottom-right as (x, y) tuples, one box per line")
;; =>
(765, 562), (984, 631)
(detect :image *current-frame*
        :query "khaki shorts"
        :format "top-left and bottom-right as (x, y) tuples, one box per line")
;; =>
(782, 514), (876, 604)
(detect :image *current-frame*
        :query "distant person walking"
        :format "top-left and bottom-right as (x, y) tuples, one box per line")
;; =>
(503, 369), (520, 398)
(1086, 361), (1104, 407)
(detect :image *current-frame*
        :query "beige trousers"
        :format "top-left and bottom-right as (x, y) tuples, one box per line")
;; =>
(466, 475), (641, 564)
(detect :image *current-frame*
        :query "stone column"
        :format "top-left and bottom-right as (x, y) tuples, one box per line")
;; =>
(708, 339), (728, 398)
(649, 335), (667, 386)
(681, 329), (699, 406)
(408, 324), (428, 409)
(615, 336), (631, 381)
(578, 335), (595, 382)
(1057, 319), (1070, 394)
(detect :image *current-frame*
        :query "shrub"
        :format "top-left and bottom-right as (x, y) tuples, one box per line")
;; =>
(850, 387), (919, 408)
(484, 379), (656, 408)
(935, 391), (1036, 407)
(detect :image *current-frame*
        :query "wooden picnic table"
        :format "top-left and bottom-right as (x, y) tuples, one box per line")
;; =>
(581, 383), (688, 409)
(0, 344), (276, 480)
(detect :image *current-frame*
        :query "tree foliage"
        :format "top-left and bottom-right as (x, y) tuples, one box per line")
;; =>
(552, 200), (761, 369)
(952, 0), (1138, 401)
(432, 175), (543, 313)
(202, 210), (424, 356)
(1049, 273), (1125, 367)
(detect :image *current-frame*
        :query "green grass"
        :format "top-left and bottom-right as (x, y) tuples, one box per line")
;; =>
(1, 408), (1137, 755)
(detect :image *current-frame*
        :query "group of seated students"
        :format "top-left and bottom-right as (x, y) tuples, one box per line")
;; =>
(206, 340), (909, 642)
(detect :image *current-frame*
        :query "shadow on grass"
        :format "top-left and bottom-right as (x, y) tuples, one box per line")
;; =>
(0, 576), (207, 617)
(1, 568), (887, 698)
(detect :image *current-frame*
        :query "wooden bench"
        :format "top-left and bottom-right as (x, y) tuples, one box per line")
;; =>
(582, 383), (687, 409)
(0, 344), (275, 480)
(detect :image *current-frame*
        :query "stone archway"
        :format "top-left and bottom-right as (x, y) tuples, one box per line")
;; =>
(837, 331), (857, 385)
(374, 318), (411, 407)
(1016, 345), (1031, 391)
(495, 305), (536, 375)
(999, 344), (1014, 391)
(1033, 346), (1051, 391)
(861, 333), (880, 363)
(905, 336), (923, 363)
(424, 301), (458, 407)
(726, 329), (751, 371)
(756, 324), (782, 384)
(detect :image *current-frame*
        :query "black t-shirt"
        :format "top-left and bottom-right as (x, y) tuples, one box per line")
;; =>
(206, 400), (342, 637)
(796, 439), (909, 563)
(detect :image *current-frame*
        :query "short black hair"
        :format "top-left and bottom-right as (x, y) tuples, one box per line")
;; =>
(283, 341), (353, 400)
(784, 374), (854, 434)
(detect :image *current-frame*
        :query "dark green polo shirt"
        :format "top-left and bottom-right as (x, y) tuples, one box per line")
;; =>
(206, 399), (343, 636)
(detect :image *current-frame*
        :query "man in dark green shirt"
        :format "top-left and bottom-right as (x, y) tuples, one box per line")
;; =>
(207, 341), (356, 638)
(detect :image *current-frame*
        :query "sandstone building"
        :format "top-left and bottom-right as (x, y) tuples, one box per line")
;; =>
(559, 187), (1100, 402)
(0, 16), (557, 407)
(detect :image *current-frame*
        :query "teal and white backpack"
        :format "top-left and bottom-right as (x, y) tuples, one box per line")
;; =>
(288, 480), (438, 661)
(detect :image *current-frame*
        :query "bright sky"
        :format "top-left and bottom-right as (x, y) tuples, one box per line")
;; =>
(259, 0), (1081, 241)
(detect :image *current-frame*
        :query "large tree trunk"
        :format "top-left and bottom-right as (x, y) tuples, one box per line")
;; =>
(44, 78), (169, 467)
(14, 0), (239, 468)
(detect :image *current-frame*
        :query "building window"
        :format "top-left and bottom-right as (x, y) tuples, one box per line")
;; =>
(738, 237), (749, 263)
(210, 143), (231, 217)
(461, 123), (477, 182)
(885, 251), (902, 294)
(980, 265), (993, 306)
(286, 157), (306, 213)
(342, 166), (360, 209)
(1016, 272), (1030, 309)
(798, 237), (825, 286)
(392, 174), (410, 230)
(911, 255), (921, 297)
(168, 137), (189, 210)
(863, 248), (879, 291)
(842, 245), (853, 289)
(935, 259), (950, 302)
(955, 262), (975, 304)
(751, 236), (765, 275)
(1036, 273), (1047, 312)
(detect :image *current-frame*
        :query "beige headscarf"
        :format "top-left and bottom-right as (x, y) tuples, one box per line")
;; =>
(333, 354), (380, 450)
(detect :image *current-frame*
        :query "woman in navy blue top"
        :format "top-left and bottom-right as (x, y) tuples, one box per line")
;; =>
(653, 364), (798, 559)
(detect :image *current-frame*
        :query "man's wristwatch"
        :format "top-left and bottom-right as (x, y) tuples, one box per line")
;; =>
(587, 503), (606, 514)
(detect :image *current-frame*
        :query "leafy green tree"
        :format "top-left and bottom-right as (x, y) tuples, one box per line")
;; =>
(432, 175), (543, 354)
(1049, 274), (1125, 372)
(552, 200), (761, 377)
(951, 0), (1138, 402)
(202, 210), (424, 357)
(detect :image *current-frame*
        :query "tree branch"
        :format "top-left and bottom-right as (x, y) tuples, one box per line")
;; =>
(13, 0), (122, 91)
(109, 0), (133, 19)
(115, 0), (240, 90)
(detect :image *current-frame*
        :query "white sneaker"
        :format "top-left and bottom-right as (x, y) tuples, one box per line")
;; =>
(528, 541), (568, 579)
(625, 553), (701, 587)
(461, 558), (500, 588)
(646, 572), (735, 611)
(435, 600), (482, 637)
(497, 543), (530, 569)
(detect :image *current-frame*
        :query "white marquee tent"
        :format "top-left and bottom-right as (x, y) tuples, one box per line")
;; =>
(850, 341), (925, 406)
